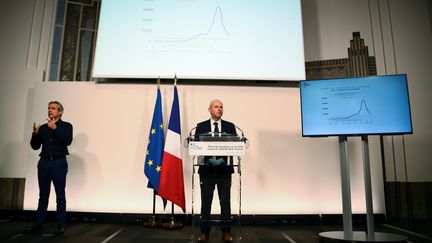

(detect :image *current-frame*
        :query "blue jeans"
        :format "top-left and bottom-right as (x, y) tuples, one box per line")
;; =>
(35, 157), (68, 225)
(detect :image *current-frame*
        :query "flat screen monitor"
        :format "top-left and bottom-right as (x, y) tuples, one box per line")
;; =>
(92, 0), (305, 81)
(300, 74), (413, 137)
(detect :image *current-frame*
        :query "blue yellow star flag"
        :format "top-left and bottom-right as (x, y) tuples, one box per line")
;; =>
(144, 87), (164, 193)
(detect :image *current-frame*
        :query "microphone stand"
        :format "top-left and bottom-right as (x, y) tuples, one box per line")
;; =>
(235, 125), (249, 145)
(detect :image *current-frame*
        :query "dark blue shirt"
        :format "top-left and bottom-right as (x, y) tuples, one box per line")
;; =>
(30, 119), (73, 157)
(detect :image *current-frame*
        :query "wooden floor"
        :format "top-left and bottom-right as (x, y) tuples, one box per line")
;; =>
(1, 220), (431, 243)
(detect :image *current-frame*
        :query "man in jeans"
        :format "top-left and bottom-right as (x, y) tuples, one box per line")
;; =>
(26, 101), (73, 236)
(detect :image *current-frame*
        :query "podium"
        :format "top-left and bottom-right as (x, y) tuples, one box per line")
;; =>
(188, 134), (246, 243)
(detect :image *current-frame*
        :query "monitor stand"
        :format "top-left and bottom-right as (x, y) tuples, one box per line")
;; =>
(318, 136), (407, 242)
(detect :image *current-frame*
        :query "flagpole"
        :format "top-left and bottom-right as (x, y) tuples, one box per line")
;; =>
(143, 77), (164, 228)
(143, 190), (159, 228)
(158, 74), (185, 230)
(162, 202), (183, 229)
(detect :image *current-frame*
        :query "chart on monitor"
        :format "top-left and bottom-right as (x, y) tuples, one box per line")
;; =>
(300, 75), (413, 137)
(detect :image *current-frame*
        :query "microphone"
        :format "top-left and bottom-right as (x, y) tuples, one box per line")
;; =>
(234, 125), (247, 142)
(187, 126), (197, 142)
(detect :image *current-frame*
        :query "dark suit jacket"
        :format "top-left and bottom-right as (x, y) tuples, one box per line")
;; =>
(194, 119), (237, 177)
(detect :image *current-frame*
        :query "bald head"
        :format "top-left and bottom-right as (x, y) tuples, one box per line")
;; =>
(208, 99), (223, 121)
(209, 99), (223, 108)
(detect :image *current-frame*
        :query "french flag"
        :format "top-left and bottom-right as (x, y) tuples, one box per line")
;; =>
(159, 85), (186, 212)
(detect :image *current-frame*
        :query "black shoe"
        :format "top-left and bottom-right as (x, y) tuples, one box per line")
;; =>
(24, 224), (43, 234)
(197, 233), (209, 242)
(222, 232), (233, 243)
(54, 224), (64, 236)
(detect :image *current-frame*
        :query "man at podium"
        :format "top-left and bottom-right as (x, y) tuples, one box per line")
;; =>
(194, 99), (237, 243)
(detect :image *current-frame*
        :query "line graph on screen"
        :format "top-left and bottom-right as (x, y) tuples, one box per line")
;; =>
(154, 6), (231, 43)
(328, 99), (374, 125)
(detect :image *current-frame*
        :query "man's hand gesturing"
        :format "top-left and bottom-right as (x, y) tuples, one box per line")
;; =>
(46, 117), (59, 130)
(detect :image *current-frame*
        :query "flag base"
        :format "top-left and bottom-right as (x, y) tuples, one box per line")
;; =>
(161, 217), (183, 230)
(143, 216), (160, 228)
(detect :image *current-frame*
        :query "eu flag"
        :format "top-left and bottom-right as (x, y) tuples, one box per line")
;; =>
(144, 87), (164, 193)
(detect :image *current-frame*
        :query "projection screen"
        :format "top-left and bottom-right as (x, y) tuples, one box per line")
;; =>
(92, 0), (305, 81)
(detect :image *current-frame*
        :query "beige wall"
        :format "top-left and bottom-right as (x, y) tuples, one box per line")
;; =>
(1, 0), (431, 214)
(0, 0), (53, 178)
(385, 0), (432, 182)
(22, 82), (385, 214)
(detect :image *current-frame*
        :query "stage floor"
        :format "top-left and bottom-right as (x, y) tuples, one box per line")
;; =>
(1, 220), (431, 243)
